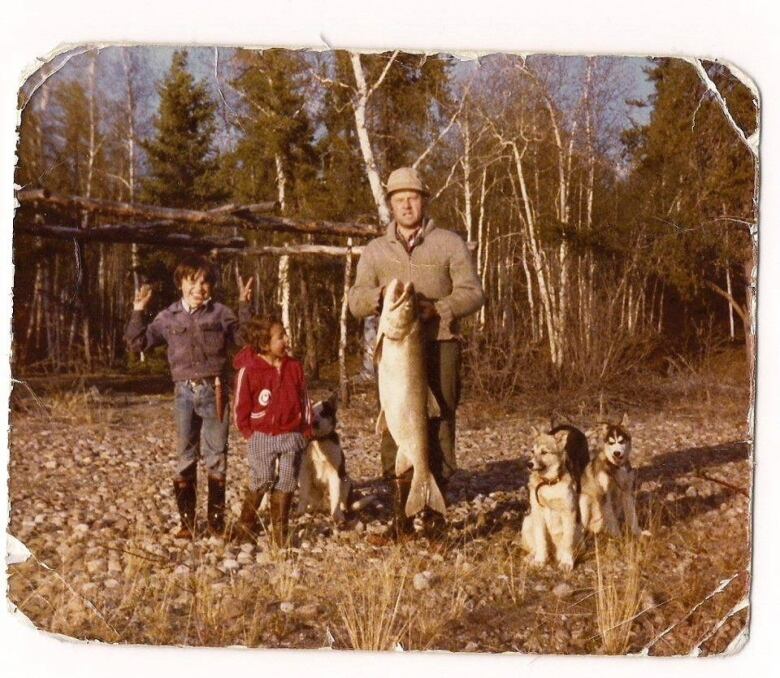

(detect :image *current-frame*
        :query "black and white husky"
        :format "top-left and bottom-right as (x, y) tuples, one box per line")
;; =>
(580, 414), (640, 537)
(296, 395), (374, 524)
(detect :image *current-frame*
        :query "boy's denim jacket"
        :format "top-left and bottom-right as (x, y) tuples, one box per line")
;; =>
(124, 299), (250, 383)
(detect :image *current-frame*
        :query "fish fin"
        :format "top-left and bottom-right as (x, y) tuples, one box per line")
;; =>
(427, 388), (441, 418)
(405, 471), (447, 517)
(373, 333), (384, 368)
(375, 410), (387, 435)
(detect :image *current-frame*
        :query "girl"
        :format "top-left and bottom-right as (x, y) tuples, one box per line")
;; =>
(233, 317), (312, 546)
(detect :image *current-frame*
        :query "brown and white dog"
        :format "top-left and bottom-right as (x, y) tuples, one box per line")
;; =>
(580, 414), (640, 537)
(296, 395), (373, 525)
(521, 425), (590, 572)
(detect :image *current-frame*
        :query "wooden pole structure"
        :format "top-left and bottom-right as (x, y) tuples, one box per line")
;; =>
(16, 189), (382, 239)
(339, 238), (354, 404)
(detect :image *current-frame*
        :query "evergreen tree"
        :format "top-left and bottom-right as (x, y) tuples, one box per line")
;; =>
(226, 48), (317, 213)
(622, 58), (757, 348)
(141, 50), (224, 208)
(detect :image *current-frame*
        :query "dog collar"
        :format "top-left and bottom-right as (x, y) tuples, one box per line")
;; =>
(534, 473), (563, 506)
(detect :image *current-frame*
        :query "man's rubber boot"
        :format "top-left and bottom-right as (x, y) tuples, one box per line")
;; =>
(392, 472), (415, 542)
(207, 475), (226, 536)
(173, 469), (197, 539)
(270, 490), (293, 548)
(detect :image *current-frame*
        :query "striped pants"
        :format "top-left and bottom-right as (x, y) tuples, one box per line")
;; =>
(247, 432), (306, 493)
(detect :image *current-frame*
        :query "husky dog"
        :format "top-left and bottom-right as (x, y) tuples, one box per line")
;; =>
(296, 395), (373, 524)
(580, 414), (640, 537)
(521, 425), (590, 572)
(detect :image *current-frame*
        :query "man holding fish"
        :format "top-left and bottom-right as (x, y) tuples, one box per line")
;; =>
(348, 166), (485, 542)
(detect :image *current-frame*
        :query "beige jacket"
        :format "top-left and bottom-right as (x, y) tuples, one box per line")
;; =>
(348, 219), (485, 341)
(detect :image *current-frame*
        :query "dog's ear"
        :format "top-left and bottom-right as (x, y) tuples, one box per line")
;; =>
(553, 429), (570, 449)
(619, 412), (630, 428)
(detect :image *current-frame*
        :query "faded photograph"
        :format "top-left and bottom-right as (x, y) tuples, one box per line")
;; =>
(8, 45), (756, 654)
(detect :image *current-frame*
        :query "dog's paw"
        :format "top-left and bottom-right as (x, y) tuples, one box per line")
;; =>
(558, 558), (574, 573)
(640, 529), (652, 538)
(526, 554), (548, 569)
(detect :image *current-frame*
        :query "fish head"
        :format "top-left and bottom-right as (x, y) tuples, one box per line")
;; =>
(378, 279), (418, 340)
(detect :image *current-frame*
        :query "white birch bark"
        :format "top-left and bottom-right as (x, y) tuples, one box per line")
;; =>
(121, 48), (141, 295)
(462, 121), (473, 241)
(274, 153), (287, 213)
(339, 239), (354, 403)
(349, 51), (396, 226)
(277, 254), (292, 348)
(726, 266), (735, 339)
(509, 141), (560, 367)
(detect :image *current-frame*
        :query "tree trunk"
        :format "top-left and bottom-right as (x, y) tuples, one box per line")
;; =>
(274, 153), (287, 213)
(726, 265), (735, 340)
(299, 267), (319, 380)
(339, 239), (354, 404)
(349, 52), (392, 226)
(277, 254), (291, 347)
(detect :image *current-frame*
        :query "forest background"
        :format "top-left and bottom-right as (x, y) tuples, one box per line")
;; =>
(4, 1), (776, 675)
(11, 45), (758, 402)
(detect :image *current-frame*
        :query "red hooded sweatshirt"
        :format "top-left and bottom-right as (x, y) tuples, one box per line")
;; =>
(233, 346), (312, 439)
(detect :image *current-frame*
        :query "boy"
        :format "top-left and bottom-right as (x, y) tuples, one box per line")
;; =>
(124, 255), (252, 538)
(232, 317), (312, 547)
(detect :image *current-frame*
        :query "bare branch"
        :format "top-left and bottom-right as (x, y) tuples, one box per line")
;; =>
(413, 80), (472, 169)
(366, 50), (400, 99)
(705, 280), (748, 326)
(682, 57), (759, 158)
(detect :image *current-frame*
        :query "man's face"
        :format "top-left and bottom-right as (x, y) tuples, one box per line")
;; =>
(389, 190), (424, 230)
(180, 272), (213, 310)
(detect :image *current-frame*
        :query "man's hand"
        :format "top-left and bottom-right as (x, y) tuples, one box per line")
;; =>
(417, 298), (439, 322)
(238, 275), (254, 304)
(133, 284), (153, 311)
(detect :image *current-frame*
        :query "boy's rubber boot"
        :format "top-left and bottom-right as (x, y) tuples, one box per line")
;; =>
(207, 475), (226, 536)
(270, 490), (293, 548)
(173, 469), (197, 539)
(231, 488), (264, 542)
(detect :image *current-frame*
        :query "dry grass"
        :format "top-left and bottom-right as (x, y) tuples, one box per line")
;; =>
(336, 550), (409, 651)
(7, 383), (751, 654)
(594, 536), (644, 654)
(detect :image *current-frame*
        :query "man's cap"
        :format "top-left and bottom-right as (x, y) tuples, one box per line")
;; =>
(386, 167), (429, 196)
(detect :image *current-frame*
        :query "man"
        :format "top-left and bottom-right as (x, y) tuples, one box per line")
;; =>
(348, 166), (484, 540)
(125, 255), (252, 538)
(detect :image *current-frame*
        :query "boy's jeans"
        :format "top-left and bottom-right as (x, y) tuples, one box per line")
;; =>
(174, 380), (229, 480)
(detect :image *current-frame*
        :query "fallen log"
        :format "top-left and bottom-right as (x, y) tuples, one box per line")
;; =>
(16, 223), (247, 250)
(16, 189), (382, 239)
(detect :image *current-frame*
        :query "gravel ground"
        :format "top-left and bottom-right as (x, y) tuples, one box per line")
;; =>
(7, 386), (752, 654)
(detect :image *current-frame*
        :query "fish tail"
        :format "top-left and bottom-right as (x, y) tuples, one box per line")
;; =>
(406, 471), (447, 517)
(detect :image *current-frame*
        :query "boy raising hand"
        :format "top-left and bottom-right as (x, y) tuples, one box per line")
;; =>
(125, 255), (253, 538)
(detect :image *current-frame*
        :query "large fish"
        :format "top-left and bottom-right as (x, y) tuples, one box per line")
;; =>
(375, 278), (447, 517)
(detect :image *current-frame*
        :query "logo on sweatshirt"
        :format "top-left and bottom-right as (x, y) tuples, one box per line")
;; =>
(258, 389), (272, 406)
